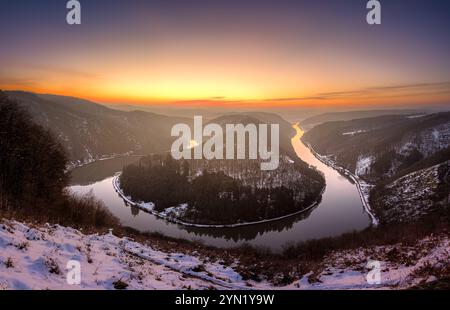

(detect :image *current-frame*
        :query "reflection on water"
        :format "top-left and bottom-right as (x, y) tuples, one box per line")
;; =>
(69, 156), (143, 186)
(69, 125), (370, 253)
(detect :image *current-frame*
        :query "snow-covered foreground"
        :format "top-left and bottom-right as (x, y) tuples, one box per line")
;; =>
(1, 219), (448, 290)
(0, 220), (253, 290)
(300, 237), (450, 290)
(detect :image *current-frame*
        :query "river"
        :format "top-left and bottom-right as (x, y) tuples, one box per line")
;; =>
(69, 124), (371, 253)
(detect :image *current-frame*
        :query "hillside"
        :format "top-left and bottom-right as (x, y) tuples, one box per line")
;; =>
(300, 109), (424, 131)
(209, 112), (296, 157)
(370, 162), (450, 223)
(302, 113), (450, 223)
(4, 91), (188, 167)
(302, 113), (450, 183)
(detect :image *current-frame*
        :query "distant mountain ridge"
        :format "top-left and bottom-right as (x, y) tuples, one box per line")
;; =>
(5, 91), (189, 167)
(4, 91), (304, 171)
(301, 109), (426, 131)
(207, 112), (296, 158)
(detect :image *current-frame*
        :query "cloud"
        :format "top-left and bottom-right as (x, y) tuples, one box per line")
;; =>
(0, 77), (37, 87)
(263, 96), (328, 102)
(0, 64), (99, 89)
(171, 98), (245, 106)
(27, 64), (99, 79)
(264, 82), (450, 102)
(366, 82), (450, 92)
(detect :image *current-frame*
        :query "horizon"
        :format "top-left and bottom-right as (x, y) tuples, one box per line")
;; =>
(4, 89), (448, 123)
(1, 0), (450, 109)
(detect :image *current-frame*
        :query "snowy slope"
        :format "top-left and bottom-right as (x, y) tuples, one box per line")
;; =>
(303, 112), (450, 182)
(299, 236), (450, 290)
(0, 220), (249, 290)
(371, 162), (449, 223)
(1, 219), (449, 290)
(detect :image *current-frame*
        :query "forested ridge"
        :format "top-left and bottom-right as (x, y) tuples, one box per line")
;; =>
(120, 154), (324, 225)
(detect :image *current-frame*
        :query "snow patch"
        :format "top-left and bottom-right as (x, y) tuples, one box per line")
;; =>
(342, 130), (366, 137)
(355, 155), (374, 177)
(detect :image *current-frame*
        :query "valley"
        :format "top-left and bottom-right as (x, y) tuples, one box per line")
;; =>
(68, 122), (371, 252)
(1, 90), (449, 289)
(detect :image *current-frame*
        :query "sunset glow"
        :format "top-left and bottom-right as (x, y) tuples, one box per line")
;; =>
(1, 0), (449, 108)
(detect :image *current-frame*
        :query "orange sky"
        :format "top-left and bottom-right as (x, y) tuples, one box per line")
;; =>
(3, 50), (449, 108)
(1, 1), (449, 108)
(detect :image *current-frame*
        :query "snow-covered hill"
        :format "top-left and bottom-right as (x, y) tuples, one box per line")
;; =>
(1, 219), (448, 290)
(303, 113), (450, 223)
(303, 112), (450, 182)
(371, 162), (450, 223)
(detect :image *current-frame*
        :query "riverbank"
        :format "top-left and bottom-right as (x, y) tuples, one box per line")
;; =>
(67, 152), (141, 170)
(303, 141), (379, 226)
(112, 173), (325, 229)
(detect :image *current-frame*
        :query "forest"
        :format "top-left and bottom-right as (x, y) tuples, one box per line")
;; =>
(0, 91), (118, 230)
(120, 154), (324, 225)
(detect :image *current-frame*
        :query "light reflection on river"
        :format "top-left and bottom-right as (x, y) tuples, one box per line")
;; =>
(69, 125), (370, 253)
